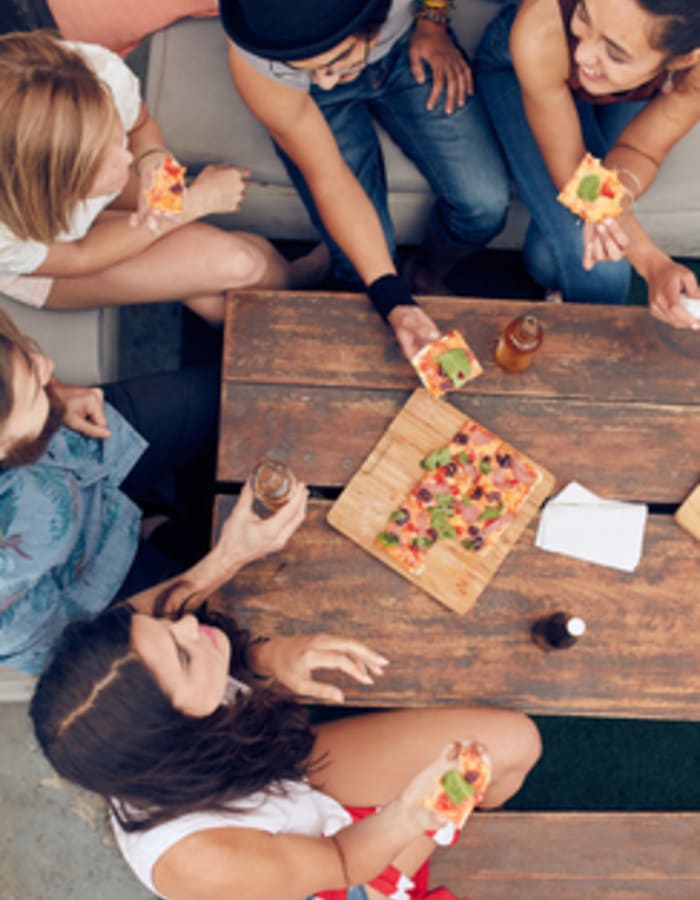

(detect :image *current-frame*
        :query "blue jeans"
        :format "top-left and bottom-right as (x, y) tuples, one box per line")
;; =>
(475, 3), (645, 303)
(304, 889), (368, 900)
(276, 27), (510, 284)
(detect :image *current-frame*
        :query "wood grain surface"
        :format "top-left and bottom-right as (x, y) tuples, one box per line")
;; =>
(431, 812), (700, 899)
(219, 291), (700, 506)
(327, 389), (555, 614)
(214, 497), (699, 719)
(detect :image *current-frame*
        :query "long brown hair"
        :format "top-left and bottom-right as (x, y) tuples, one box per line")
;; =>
(0, 31), (117, 242)
(30, 599), (319, 832)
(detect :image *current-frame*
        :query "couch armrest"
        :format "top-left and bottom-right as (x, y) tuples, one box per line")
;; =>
(0, 297), (120, 386)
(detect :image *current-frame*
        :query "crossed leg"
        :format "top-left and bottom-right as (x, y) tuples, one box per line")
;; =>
(46, 220), (329, 323)
(312, 706), (541, 897)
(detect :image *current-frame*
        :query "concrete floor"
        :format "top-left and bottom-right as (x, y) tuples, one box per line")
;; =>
(0, 701), (151, 900)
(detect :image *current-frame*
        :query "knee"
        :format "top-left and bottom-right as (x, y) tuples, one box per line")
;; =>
(524, 228), (630, 304)
(209, 234), (268, 289)
(228, 244), (268, 287)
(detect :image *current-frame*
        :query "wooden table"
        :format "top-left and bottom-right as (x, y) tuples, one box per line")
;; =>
(215, 290), (699, 720)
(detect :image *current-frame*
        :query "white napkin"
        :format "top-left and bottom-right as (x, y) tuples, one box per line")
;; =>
(536, 481), (647, 572)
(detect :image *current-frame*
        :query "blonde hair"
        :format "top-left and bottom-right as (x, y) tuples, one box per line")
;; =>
(0, 307), (41, 425)
(0, 31), (118, 243)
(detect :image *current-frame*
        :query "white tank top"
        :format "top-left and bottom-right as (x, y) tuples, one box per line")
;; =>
(111, 678), (352, 897)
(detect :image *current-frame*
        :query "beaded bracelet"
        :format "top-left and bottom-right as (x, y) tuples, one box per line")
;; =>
(133, 145), (170, 177)
(367, 273), (417, 321)
(414, 0), (454, 25)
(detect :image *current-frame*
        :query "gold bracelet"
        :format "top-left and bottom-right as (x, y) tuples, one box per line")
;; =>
(133, 146), (169, 177)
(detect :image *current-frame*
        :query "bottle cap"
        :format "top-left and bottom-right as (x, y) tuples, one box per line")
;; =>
(566, 616), (586, 637)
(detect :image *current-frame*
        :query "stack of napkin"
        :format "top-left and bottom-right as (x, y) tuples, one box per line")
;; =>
(536, 482), (647, 572)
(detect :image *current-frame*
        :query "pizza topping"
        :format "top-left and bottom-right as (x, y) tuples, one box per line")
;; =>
(576, 173), (600, 201)
(390, 508), (410, 525)
(435, 349), (472, 387)
(377, 531), (399, 546)
(441, 770), (475, 805)
(421, 447), (452, 471)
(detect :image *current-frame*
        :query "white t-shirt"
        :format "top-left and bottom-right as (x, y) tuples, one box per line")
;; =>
(0, 41), (141, 289)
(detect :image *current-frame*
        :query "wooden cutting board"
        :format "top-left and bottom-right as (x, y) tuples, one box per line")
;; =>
(328, 389), (555, 614)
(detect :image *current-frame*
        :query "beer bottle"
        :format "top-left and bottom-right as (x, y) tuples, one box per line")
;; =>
(495, 314), (543, 373)
(531, 611), (586, 650)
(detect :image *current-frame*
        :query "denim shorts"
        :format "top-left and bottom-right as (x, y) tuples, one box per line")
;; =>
(307, 889), (369, 900)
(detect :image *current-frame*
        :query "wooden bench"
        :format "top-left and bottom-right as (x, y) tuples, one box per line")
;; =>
(430, 812), (700, 899)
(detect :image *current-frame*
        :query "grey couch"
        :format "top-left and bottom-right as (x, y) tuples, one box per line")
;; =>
(145, 1), (700, 256)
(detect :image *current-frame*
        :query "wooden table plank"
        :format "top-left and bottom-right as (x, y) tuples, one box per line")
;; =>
(432, 812), (700, 899)
(224, 291), (700, 405)
(214, 497), (700, 720)
(218, 383), (700, 504)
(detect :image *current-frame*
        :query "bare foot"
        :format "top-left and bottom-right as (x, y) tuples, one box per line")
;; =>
(287, 242), (331, 288)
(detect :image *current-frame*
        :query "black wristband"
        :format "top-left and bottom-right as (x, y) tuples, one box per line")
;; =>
(367, 274), (417, 322)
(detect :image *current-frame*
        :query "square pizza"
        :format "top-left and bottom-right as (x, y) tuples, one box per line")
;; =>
(376, 418), (540, 573)
(557, 153), (625, 223)
(412, 330), (483, 398)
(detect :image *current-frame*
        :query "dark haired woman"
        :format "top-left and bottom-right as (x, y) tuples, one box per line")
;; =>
(475, 0), (700, 328)
(30, 601), (541, 899)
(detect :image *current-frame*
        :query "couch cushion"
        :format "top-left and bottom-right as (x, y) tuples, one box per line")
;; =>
(146, 5), (700, 253)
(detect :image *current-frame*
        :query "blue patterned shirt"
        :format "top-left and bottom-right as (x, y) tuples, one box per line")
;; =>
(0, 404), (146, 674)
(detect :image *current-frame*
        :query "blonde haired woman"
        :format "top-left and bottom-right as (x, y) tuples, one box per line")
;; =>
(0, 31), (327, 322)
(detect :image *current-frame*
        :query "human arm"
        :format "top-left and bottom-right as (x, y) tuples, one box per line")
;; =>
(247, 633), (389, 702)
(126, 481), (308, 615)
(227, 43), (439, 357)
(408, 17), (473, 113)
(510, 0), (586, 189)
(152, 741), (462, 900)
(583, 71), (700, 327)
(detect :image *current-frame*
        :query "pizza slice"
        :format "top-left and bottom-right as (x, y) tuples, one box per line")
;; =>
(425, 741), (491, 829)
(145, 154), (187, 213)
(412, 331), (483, 398)
(557, 153), (625, 223)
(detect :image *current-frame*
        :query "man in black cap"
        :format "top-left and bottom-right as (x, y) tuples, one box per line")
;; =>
(220, 0), (510, 361)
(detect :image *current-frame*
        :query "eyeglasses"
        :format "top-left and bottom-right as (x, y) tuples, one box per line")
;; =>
(270, 37), (370, 84)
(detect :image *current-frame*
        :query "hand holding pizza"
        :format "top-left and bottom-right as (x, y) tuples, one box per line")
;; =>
(247, 633), (389, 702)
(645, 257), (700, 330)
(582, 215), (631, 271)
(388, 304), (441, 363)
(395, 740), (486, 834)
